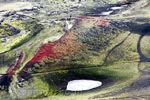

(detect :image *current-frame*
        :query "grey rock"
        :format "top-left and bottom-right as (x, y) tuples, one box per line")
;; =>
(0, 17), (5, 23)
(3, 11), (16, 17)
(0, 38), (6, 43)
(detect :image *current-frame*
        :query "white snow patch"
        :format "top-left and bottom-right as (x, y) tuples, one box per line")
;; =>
(66, 80), (102, 91)
(100, 11), (113, 15)
(111, 6), (124, 10)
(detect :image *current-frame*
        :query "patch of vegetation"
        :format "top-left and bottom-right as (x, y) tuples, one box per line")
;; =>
(4, 19), (25, 30)
(0, 23), (11, 36)
(10, 23), (43, 50)
(24, 20), (39, 31)
(0, 18), (43, 53)
(29, 77), (53, 99)
(21, 62), (140, 99)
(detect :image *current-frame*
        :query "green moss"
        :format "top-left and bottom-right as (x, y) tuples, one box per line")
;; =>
(0, 29), (4, 34)
(8, 20), (25, 30)
(0, 18), (44, 54)
(4, 19), (35, 31)
(25, 20), (38, 31)
(0, 23), (11, 36)
(10, 24), (43, 50)
(30, 77), (51, 99)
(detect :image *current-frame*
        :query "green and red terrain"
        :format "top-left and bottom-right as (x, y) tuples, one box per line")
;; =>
(0, 0), (150, 100)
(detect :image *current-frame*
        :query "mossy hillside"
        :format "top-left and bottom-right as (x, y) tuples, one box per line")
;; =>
(0, 23), (12, 36)
(2, 18), (40, 33)
(0, 31), (27, 53)
(9, 76), (51, 99)
(23, 62), (140, 100)
(8, 61), (140, 99)
(72, 20), (139, 64)
(140, 36), (150, 58)
(9, 71), (68, 99)
(26, 77), (51, 99)
(104, 33), (140, 64)
(0, 19), (43, 53)
(10, 23), (43, 50)
(3, 19), (25, 30)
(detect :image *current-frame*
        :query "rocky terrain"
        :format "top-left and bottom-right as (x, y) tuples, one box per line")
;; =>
(0, 0), (150, 100)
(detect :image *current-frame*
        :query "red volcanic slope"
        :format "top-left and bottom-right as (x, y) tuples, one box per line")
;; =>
(7, 51), (24, 78)
(19, 31), (82, 74)
(28, 16), (109, 63)
(75, 16), (109, 27)
(7, 16), (109, 75)
(28, 31), (82, 63)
